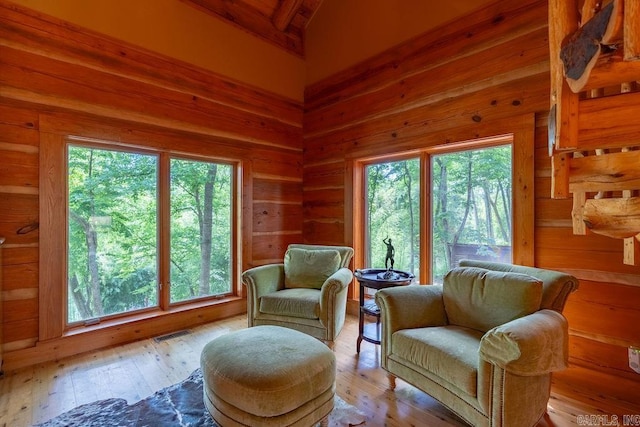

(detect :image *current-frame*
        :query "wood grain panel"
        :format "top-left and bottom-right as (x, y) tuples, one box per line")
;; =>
(252, 180), (302, 203)
(3, 318), (38, 344)
(0, 194), (39, 247)
(1, 47), (301, 149)
(0, 1), (302, 126)
(251, 234), (302, 263)
(250, 148), (303, 178)
(569, 335), (639, 380)
(536, 227), (621, 252)
(2, 263), (37, 292)
(303, 162), (345, 189)
(3, 299), (38, 323)
(305, 0), (547, 107)
(305, 74), (548, 164)
(0, 105), (39, 135)
(252, 202), (303, 233)
(2, 246), (38, 266)
(536, 247), (640, 274)
(578, 91), (640, 150)
(565, 279), (640, 344)
(535, 198), (573, 221)
(302, 220), (345, 245)
(0, 150), (38, 190)
(303, 189), (345, 219)
(305, 28), (550, 137)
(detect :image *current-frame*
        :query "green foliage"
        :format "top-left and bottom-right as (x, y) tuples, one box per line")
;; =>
(169, 159), (232, 302)
(431, 145), (512, 282)
(365, 145), (512, 284)
(366, 158), (420, 277)
(67, 145), (233, 323)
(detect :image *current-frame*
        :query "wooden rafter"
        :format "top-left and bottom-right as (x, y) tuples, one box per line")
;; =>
(273, 0), (304, 31)
(182, 0), (323, 57)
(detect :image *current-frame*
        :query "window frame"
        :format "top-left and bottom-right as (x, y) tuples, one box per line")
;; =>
(40, 124), (243, 340)
(349, 118), (534, 287)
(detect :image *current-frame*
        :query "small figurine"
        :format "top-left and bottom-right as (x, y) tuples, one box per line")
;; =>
(383, 236), (395, 270)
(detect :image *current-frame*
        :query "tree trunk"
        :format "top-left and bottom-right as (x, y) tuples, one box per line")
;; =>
(69, 211), (103, 316)
(482, 184), (495, 244)
(199, 164), (217, 296)
(434, 158), (451, 269)
(69, 274), (92, 319)
(451, 154), (474, 263)
(402, 162), (415, 272)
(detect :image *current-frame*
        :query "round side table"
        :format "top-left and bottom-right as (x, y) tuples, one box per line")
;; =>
(354, 268), (414, 353)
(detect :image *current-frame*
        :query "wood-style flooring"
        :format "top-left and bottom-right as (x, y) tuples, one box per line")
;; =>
(0, 314), (638, 426)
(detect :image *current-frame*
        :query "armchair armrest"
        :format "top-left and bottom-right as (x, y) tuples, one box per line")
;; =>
(320, 268), (353, 308)
(242, 264), (285, 325)
(317, 267), (353, 336)
(479, 309), (569, 376)
(375, 284), (448, 333)
(376, 284), (447, 368)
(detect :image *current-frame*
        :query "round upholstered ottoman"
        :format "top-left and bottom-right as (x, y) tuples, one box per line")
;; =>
(200, 325), (336, 427)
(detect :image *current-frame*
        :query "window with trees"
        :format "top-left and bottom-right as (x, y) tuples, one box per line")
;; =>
(67, 143), (233, 324)
(362, 138), (514, 284)
(431, 145), (512, 283)
(365, 158), (421, 278)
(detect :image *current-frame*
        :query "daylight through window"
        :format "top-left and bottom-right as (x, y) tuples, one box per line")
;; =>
(362, 140), (513, 284)
(67, 144), (234, 324)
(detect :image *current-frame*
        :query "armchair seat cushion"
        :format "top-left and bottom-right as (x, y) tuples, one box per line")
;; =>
(391, 325), (483, 396)
(260, 288), (320, 319)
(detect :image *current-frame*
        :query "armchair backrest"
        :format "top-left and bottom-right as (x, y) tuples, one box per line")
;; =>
(443, 266), (543, 333)
(458, 260), (579, 313)
(288, 244), (354, 268)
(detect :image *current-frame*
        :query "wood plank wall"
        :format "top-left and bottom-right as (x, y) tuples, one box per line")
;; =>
(0, 0), (303, 369)
(303, 0), (640, 387)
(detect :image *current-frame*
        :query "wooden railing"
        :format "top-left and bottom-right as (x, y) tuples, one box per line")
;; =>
(549, 0), (640, 265)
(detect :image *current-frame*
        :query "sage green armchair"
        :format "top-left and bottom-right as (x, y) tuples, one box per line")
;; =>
(242, 244), (354, 349)
(375, 260), (578, 427)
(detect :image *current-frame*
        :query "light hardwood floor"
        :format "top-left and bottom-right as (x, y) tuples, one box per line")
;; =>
(0, 314), (638, 427)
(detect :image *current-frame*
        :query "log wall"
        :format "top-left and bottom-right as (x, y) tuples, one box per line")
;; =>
(303, 0), (640, 387)
(0, 1), (303, 369)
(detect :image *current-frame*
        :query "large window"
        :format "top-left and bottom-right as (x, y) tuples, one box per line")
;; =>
(67, 143), (234, 324)
(431, 145), (512, 283)
(361, 137), (518, 284)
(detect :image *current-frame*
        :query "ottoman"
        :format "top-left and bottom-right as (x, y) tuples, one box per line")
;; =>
(200, 325), (336, 427)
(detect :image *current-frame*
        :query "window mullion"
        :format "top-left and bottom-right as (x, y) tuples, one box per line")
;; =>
(421, 152), (431, 285)
(159, 153), (171, 310)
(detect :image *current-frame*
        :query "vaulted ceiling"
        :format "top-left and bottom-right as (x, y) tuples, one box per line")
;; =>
(182, 0), (324, 57)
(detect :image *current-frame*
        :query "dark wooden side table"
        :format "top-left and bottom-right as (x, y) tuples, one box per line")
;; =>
(354, 268), (414, 353)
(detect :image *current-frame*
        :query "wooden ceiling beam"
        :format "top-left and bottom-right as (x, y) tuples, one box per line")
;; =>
(182, 0), (304, 56)
(273, 0), (304, 31)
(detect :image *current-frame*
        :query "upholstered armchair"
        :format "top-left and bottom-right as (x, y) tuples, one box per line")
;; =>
(375, 260), (579, 427)
(242, 244), (354, 349)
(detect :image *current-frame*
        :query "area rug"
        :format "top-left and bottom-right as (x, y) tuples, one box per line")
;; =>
(35, 368), (366, 427)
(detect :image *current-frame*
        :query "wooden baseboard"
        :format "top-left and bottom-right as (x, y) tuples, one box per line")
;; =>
(3, 298), (246, 371)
